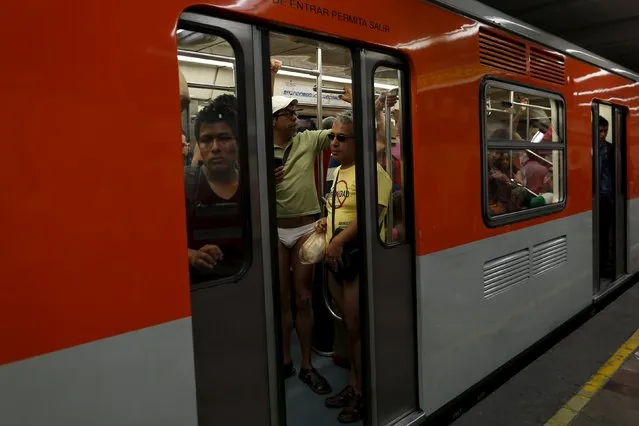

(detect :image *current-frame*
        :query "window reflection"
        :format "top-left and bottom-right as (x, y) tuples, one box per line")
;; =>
(484, 83), (565, 219)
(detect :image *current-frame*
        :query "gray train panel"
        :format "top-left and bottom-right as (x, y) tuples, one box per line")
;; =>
(416, 212), (593, 414)
(0, 318), (198, 426)
(629, 198), (639, 274)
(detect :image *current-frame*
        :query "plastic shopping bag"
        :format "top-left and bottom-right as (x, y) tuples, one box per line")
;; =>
(299, 227), (326, 265)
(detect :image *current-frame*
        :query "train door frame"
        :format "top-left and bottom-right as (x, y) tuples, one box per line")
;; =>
(613, 107), (628, 278)
(178, 12), (282, 426)
(264, 26), (422, 424)
(179, 13), (422, 424)
(592, 101), (629, 297)
(353, 50), (422, 425)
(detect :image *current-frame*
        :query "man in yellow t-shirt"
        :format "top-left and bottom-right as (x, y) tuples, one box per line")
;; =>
(317, 110), (391, 424)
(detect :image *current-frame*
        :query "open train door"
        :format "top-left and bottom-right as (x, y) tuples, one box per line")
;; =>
(354, 50), (423, 425)
(592, 102), (628, 297)
(178, 12), (282, 426)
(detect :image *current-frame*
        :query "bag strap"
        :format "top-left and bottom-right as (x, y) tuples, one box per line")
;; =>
(377, 191), (392, 238)
(331, 167), (388, 239)
(331, 168), (339, 236)
(281, 143), (292, 166)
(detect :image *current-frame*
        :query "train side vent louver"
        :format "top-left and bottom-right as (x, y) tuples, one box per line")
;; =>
(483, 249), (530, 299)
(530, 47), (566, 86)
(479, 28), (527, 75)
(532, 236), (567, 276)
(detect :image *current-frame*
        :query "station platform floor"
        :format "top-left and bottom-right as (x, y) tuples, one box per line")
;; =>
(452, 280), (639, 426)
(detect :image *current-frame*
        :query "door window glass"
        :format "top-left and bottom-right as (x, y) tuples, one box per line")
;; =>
(373, 66), (406, 244)
(177, 29), (248, 285)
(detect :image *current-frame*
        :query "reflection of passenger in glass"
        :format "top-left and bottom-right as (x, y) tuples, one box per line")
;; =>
(184, 94), (243, 284)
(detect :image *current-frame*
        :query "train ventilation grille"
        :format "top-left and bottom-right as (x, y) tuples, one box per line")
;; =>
(479, 28), (527, 76)
(483, 249), (530, 299)
(530, 47), (566, 86)
(532, 236), (567, 276)
(479, 28), (566, 86)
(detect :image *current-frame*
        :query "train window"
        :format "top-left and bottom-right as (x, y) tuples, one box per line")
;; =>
(374, 66), (405, 244)
(177, 29), (248, 285)
(483, 81), (566, 224)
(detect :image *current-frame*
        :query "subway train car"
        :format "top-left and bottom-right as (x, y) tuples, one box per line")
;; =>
(1, 0), (638, 425)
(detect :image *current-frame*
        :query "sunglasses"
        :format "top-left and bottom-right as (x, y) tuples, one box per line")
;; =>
(328, 132), (356, 142)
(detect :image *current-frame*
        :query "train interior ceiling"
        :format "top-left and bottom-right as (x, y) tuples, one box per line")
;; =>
(177, 30), (399, 137)
(179, 31), (345, 122)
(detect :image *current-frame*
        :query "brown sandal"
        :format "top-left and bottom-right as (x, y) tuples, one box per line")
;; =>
(299, 368), (332, 395)
(337, 393), (364, 423)
(325, 385), (355, 408)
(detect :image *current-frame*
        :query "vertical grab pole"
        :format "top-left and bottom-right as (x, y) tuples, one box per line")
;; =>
(384, 77), (394, 242)
(316, 47), (324, 197)
(509, 90), (514, 178)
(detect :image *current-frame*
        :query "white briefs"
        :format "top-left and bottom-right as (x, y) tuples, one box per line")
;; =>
(278, 222), (315, 249)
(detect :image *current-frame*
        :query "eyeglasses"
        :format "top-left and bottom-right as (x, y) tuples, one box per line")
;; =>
(328, 132), (356, 142)
(274, 109), (298, 118)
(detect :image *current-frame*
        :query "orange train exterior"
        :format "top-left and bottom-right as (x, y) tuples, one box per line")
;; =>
(1, 0), (638, 425)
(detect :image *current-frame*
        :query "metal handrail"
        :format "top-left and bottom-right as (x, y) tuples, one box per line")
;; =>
(323, 270), (343, 321)
(510, 178), (538, 197)
(187, 82), (235, 91)
(313, 85), (384, 97)
(282, 64), (320, 76)
(524, 148), (553, 167)
(508, 101), (552, 111)
(177, 49), (235, 63)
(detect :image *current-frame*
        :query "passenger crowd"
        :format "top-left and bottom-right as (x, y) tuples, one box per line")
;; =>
(487, 98), (557, 216)
(179, 58), (401, 423)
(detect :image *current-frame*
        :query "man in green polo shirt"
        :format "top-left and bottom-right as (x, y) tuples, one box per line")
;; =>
(272, 94), (332, 395)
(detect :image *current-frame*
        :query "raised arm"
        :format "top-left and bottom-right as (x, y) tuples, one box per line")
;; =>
(270, 59), (282, 94)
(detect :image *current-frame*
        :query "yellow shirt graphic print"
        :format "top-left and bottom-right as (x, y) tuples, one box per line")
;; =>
(326, 163), (392, 244)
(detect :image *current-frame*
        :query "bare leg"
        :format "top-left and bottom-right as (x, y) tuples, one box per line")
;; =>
(329, 273), (356, 387)
(342, 276), (361, 394)
(278, 242), (293, 366)
(292, 237), (316, 370)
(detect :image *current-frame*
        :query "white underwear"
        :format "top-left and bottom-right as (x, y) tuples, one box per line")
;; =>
(278, 222), (315, 249)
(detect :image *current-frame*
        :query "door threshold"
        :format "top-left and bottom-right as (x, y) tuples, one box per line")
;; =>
(392, 410), (426, 426)
(594, 273), (632, 301)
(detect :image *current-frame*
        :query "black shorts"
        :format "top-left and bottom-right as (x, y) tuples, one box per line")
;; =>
(325, 229), (361, 283)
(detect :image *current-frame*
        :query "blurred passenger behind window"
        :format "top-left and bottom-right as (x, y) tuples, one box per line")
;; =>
(185, 94), (244, 284)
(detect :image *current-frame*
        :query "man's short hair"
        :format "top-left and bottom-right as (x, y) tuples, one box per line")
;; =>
(194, 94), (237, 142)
(599, 116), (609, 127)
(322, 116), (335, 130)
(335, 110), (354, 127)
